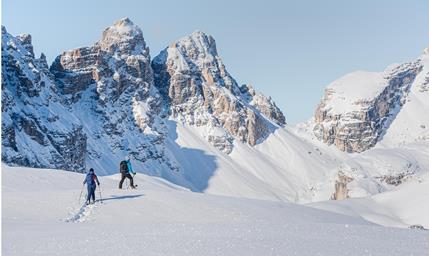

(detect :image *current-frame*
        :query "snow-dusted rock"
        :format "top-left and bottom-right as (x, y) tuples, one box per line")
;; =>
(49, 18), (178, 174)
(240, 83), (286, 125)
(1, 26), (87, 172)
(152, 31), (285, 152)
(314, 60), (423, 152)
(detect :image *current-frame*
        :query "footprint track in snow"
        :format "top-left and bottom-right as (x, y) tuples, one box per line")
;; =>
(65, 201), (102, 223)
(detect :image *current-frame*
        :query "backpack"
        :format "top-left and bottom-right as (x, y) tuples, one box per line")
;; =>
(85, 173), (96, 186)
(120, 160), (128, 173)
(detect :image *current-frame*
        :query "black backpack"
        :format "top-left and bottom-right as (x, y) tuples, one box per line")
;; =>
(120, 160), (128, 173)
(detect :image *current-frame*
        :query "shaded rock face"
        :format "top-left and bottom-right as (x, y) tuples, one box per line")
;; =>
(314, 61), (422, 152)
(1, 26), (86, 172)
(152, 31), (285, 152)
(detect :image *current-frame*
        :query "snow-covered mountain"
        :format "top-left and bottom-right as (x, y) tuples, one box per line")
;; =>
(312, 52), (428, 152)
(152, 31), (285, 153)
(1, 18), (289, 194)
(2, 18), (429, 204)
(49, 18), (179, 176)
(295, 48), (429, 200)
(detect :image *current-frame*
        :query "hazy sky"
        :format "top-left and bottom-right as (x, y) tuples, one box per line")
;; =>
(3, 0), (429, 124)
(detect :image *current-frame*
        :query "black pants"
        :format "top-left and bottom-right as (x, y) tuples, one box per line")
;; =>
(87, 185), (96, 203)
(119, 173), (134, 189)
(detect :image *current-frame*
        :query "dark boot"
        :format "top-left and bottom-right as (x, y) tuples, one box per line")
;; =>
(127, 174), (135, 188)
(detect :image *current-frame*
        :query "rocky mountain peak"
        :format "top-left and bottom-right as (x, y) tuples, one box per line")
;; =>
(424, 46), (429, 55)
(240, 84), (286, 126)
(114, 17), (134, 27)
(50, 17), (152, 102)
(153, 31), (285, 152)
(16, 33), (34, 57)
(46, 19), (173, 174)
(313, 59), (423, 152)
(98, 17), (146, 54)
(171, 30), (218, 59)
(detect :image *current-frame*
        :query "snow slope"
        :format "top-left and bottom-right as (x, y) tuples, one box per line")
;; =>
(164, 120), (429, 203)
(323, 70), (386, 114)
(377, 53), (429, 147)
(310, 172), (429, 228)
(163, 121), (341, 202)
(3, 165), (429, 256)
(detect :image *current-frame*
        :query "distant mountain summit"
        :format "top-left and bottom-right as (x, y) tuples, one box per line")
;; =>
(152, 30), (285, 153)
(312, 52), (428, 152)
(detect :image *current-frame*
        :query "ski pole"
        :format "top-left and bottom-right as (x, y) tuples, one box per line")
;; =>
(78, 184), (84, 203)
(98, 185), (103, 203)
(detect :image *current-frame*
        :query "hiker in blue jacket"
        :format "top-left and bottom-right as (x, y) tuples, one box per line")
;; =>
(119, 156), (136, 189)
(83, 168), (100, 204)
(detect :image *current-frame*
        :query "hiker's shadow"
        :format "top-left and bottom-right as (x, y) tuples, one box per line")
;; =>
(101, 194), (144, 202)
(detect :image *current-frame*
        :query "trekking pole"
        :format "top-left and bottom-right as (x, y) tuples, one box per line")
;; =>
(78, 184), (85, 203)
(98, 185), (103, 203)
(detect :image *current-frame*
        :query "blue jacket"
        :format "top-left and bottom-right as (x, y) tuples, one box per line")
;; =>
(126, 160), (136, 175)
(83, 172), (100, 187)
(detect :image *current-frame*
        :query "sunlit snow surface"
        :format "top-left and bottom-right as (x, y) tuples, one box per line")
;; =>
(2, 165), (429, 256)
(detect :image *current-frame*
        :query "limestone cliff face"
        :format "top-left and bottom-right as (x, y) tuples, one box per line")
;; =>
(51, 18), (155, 107)
(152, 31), (285, 153)
(1, 26), (87, 172)
(313, 61), (423, 152)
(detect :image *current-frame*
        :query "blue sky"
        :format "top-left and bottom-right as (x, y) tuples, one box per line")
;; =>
(3, 0), (429, 124)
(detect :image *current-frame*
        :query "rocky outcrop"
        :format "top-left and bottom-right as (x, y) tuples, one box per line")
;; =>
(314, 61), (422, 152)
(1, 26), (87, 172)
(331, 172), (353, 200)
(152, 31), (285, 152)
(240, 84), (286, 126)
